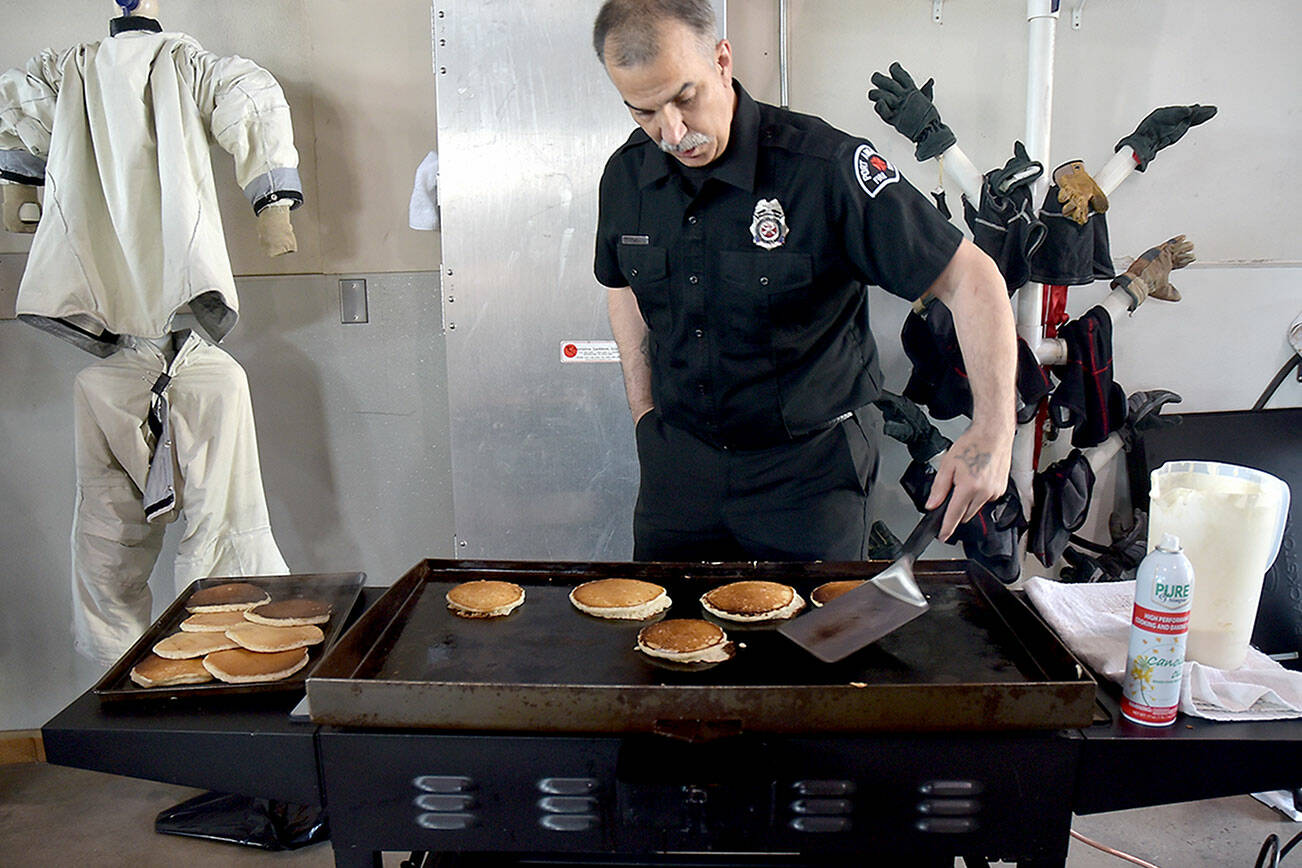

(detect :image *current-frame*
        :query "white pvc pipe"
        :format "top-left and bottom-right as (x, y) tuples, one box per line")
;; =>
(940, 143), (983, 204)
(1035, 336), (1068, 366)
(1011, 0), (1060, 512)
(1094, 145), (1138, 196)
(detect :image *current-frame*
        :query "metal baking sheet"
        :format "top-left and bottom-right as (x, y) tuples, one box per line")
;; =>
(308, 560), (1095, 733)
(94, 572), (365, 702)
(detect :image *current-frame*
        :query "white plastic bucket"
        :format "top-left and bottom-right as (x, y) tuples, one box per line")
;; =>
(1148, 461), (1290, 670)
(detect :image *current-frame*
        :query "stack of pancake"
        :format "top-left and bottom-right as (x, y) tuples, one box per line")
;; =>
(130, 582), (333, 687)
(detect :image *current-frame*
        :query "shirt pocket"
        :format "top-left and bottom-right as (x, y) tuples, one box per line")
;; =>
(719, 250), (815, 350)
(616, 244), (671, 333)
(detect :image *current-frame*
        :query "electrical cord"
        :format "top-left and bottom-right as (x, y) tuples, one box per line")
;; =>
(1070, 829), (1163, 867)
(1254, 826), (1302, 868)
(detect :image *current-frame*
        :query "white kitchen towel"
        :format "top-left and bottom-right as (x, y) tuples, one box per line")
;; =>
(1024, 577), (1302, 721)
(409, 149), (439, 231)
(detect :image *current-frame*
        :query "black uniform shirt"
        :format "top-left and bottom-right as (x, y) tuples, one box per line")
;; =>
(595, 81), (962, 448)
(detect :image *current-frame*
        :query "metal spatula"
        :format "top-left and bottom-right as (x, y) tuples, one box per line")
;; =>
(780, 501), (948, 663)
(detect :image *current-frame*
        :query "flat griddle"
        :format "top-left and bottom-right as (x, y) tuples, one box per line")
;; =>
(307, 560), (1095, 733)
(94, 572), (365, 702)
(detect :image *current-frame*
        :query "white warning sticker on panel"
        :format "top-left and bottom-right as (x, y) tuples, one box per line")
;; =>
(560, 340), (621, 363)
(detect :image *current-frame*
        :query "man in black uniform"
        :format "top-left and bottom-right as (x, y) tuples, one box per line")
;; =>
(592, 0), (1016, 561)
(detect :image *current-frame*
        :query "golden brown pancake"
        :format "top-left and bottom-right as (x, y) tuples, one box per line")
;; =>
(153, 631), (239, 659)
(570, 579), (671, 620)
(699, 580), (805, 622)
(186, 582), (271, 613)
(635, 619), (735, 665)
(129, 653), (213, 687)
(179, 611), (250, 632)
(225, 622), (324, 652)
(810, 580), (866, 607)
(203, 647), (310, 683)
(244, 598), (332, 626)
(446, 580), (525, 618)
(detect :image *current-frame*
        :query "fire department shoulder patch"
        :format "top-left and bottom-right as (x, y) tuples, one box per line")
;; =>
(853, 144), (899, 198)
(750, 198), (788, 250)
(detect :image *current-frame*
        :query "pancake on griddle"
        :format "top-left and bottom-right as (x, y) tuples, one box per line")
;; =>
(152, 631), (239, 659)
(635, 619), (735, 666)
(185, 582), (270, 613)
(179, 611), (250, 632)
(810, 580), (866, 607)
(570, 578), (671, 620)
(203, 647), (310, 683)
(699, 580), (805, 623)
(225, 622), (324, 652)
(446, 580), (525, 618)
(129, 653), (213, 687)
(244, 598), (332, 626)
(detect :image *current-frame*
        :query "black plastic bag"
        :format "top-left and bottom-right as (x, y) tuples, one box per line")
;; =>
(155, 791), (328, 850)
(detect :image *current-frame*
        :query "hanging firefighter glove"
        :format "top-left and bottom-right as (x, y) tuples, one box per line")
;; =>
(2, 183), (41, 233)
(1111, 235), (1195, 308)
(1052, 161), (1108, 226)
(989, 141), (1043, 195)
(1116, 104), (1218, 172)
(867, 62), (956, 162)
(256, 203), (297, 257)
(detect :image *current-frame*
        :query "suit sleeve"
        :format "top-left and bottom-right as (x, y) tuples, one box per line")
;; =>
(834, 139), (962, 302)
(176, 42), (303, 214)
(0, 48), (66, 184)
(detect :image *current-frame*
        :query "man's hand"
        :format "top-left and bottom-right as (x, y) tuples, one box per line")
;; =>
(1053, 161), (1108, 225)
(1116, 105), (1217, 171)
(866, 62), (956, 162)
(927, 423), (1014, 541)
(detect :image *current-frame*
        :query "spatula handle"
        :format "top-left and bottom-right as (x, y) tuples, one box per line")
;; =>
(900, 493), (952, 560)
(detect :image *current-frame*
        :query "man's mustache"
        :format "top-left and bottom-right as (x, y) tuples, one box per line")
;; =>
(660, 131), (712, 154)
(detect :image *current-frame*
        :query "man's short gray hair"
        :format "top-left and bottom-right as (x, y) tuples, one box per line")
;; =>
(593, 0), (717, 68)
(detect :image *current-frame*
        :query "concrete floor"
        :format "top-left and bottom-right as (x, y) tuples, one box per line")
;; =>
(0, 762), (1297, 868)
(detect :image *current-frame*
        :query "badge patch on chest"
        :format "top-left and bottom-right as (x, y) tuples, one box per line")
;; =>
(854, 144), (899, 198)
(750, 198), (788, 250)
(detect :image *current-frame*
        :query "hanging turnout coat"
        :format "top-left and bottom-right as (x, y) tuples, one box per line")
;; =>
(0, 22), (302, 354)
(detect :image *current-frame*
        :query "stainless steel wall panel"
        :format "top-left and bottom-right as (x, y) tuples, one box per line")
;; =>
(436, 1), (724, 559)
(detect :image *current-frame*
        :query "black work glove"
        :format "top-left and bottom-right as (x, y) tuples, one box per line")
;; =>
(868, 521), (903, 561)
(867, 62), (956, 162)
(1115, 104), (1218, 171)
(874, 391), (952, 462)
(1060, 547), (1111, 583)
(989, 141), (1043, 196)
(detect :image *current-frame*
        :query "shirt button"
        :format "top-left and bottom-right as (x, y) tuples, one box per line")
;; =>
(630, 268), (638, 277)
(759, 276), (769, 286)
(694, 329), (704, 338)
(688, 215), (698, 225)
(689, 275), (699, 285)
(698, 384), (707, 395)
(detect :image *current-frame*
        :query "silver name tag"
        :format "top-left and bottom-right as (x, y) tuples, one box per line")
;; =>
(620, 235), (650, 246)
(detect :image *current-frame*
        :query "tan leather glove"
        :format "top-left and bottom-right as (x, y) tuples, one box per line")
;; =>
(3, 184), (41, 233)
(1111, 235), (1195, 308)
(1053, 161), (1108, 226)
(257, 204), (297, 257)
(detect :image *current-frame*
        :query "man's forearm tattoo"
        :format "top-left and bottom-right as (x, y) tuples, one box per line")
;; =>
(957, 445), (991, 475)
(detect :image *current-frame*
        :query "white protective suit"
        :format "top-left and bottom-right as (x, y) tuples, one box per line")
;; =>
(72, 332), (288, 665)
(0, 19), (302, 355)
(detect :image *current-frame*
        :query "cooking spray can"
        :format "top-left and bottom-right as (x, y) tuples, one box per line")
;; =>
(1121, 533), (1195, 726)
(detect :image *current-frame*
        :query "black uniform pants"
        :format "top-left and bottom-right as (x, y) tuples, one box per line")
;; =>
(632, 410), (878, 562)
